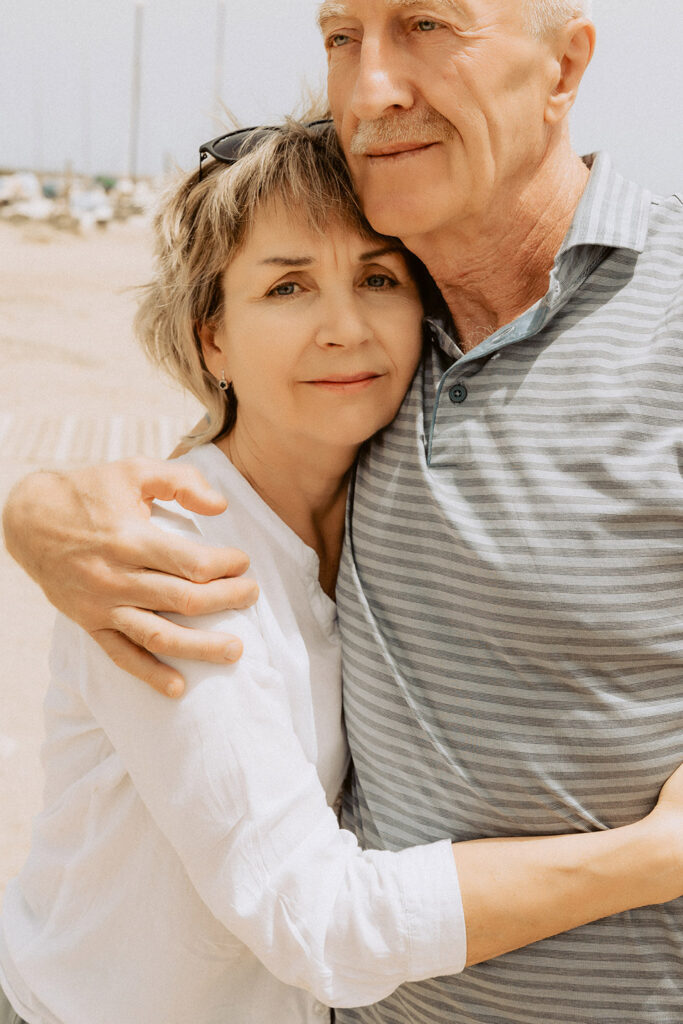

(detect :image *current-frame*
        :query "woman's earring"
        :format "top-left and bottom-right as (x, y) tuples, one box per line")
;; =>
(218, 370), (229, 392)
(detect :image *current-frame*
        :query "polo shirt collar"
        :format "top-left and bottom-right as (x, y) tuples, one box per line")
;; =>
(559, 151), (651, 257)
(424, 152), (653, 364)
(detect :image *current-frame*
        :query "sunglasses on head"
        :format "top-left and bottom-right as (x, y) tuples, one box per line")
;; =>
(198, 119), (334, 180)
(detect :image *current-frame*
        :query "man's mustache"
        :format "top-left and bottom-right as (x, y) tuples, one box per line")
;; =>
(349, 109), (457, 155)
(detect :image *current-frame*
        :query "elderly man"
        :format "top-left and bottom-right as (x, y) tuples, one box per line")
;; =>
(4, 1), (682, 1021)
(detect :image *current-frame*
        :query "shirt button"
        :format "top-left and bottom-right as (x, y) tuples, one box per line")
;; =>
(312, 1001), (329, 1018)
(449, 382), (468, 404)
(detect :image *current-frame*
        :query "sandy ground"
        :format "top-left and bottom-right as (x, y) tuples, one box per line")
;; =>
(0, 217), (202, 899)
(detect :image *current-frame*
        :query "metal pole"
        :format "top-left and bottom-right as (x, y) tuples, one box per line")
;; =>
(32, 79), (43, 172)
(128, 2), (144, 180)
(81, 56), (91, 177)
(213, 1), (226, 126)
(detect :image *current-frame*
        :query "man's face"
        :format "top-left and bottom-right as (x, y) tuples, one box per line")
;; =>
(320, 0), (562, 242)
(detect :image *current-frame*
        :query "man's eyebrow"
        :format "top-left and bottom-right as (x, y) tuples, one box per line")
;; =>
(317, 2), (347, 28)
(317, 0), (471, 30)
(383, 0), (471, 14)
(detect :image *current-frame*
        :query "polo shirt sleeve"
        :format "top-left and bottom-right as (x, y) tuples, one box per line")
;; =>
(52, 518), (466, 1008)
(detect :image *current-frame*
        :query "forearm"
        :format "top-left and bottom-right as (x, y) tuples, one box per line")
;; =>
(454, 813), (678, 966)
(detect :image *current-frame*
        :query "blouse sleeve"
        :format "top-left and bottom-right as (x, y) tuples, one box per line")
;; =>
(53, 508), (466, 1008)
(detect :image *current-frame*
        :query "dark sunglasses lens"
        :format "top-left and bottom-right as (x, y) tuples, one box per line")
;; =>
(199, 119), (334, 177)
(209, 127), (275, 165)
(306, 119), (334, 134)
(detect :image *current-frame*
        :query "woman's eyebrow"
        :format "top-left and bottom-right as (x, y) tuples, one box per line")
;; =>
(258, 247), (403, 267)
(259, 256), (314, 267)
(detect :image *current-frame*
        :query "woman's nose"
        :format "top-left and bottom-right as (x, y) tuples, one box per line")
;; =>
(315, 295), (372, 349)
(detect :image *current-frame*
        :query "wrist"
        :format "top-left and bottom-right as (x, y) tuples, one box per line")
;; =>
(630, 811), (683, 906)
(3, 472), (50, 562)
(2, 470), (70, 579)
(562, 816), (680, 915)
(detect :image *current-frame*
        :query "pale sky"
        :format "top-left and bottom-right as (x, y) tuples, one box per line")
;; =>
(1, 0), (681, 193)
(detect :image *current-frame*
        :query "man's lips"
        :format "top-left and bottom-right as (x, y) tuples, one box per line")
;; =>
(363, 141), (437, 159)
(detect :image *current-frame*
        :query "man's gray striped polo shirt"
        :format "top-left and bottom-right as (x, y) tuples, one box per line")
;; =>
(336, 154), (683, 1023)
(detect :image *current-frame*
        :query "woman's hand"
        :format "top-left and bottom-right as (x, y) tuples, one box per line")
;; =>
(2, 458), (259, 696)
(638, 762), (683, 904)
(651, 760), (683, 817)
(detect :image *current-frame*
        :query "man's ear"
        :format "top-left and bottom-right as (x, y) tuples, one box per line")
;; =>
(545, 19), (596, 126)
(196, 322), (223, 379)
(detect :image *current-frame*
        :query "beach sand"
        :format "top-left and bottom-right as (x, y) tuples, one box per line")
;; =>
(0, 217), (202, 898)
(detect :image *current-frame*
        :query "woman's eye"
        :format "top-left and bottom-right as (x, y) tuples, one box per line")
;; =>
(364, 274), (397, 290)
(268, 282), (300, 297)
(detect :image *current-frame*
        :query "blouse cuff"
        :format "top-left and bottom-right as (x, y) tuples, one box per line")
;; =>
(398, 838), (467, 981)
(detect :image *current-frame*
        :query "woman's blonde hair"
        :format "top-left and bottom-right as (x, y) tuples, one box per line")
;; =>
(136, 120), (392, 447)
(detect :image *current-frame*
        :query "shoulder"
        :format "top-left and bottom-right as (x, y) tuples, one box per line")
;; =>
(50, 594), (274, 706)
(647, 191), (683, 263)
(646, 197), (683, 327)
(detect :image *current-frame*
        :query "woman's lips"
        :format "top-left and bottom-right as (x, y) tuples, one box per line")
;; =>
(305, 373), (382, 392)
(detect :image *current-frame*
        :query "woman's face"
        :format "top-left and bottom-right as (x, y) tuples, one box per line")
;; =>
(201, 199), (424, 456)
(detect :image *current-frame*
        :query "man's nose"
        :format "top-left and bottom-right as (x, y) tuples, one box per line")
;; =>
(315, 293), (372, 349)
(350, 37), (414, 121)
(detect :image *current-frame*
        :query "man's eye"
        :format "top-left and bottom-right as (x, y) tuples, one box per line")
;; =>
(415, 19), (440, 32)
(268, 282), (300, 297)
(327, 33), (351, 49)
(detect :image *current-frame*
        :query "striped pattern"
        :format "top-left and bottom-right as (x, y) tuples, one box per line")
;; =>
(336, 154), (683, 1022)
(0, 413), (189, 464)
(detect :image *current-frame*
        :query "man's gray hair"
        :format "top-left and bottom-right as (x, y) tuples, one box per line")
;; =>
(526, 0), (593, 37)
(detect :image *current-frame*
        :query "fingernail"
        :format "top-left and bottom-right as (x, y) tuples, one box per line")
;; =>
(166, 680), (184, 699)
(224, 641), (242, 662)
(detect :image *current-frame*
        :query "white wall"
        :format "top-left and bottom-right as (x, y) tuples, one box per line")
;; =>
(1, 0), (681, 191)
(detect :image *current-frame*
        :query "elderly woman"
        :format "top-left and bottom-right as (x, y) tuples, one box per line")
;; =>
(1, 121), (681, 1024)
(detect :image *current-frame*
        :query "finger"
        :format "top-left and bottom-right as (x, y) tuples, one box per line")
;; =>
(110, 524), (252, 583)
(122, 572), (260, 616)
(110, 607), (244, 664)
(136, 461), (228, 516)
(93, 629), (186, 699)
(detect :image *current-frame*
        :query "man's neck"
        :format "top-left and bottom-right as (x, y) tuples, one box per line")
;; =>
(409, 147), (590, 353)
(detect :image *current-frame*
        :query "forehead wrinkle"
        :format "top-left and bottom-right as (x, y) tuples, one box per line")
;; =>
(360, 245), (404, 260)
(318, 0), (470, 29)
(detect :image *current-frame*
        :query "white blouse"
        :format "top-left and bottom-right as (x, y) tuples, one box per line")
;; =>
(0, 444), (466, 1024)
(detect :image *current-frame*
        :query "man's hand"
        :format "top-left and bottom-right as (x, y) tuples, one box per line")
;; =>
(2, 458), (259, 698)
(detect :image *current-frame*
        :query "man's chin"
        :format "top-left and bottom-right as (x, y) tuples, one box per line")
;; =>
(360, 190), (442, 243)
